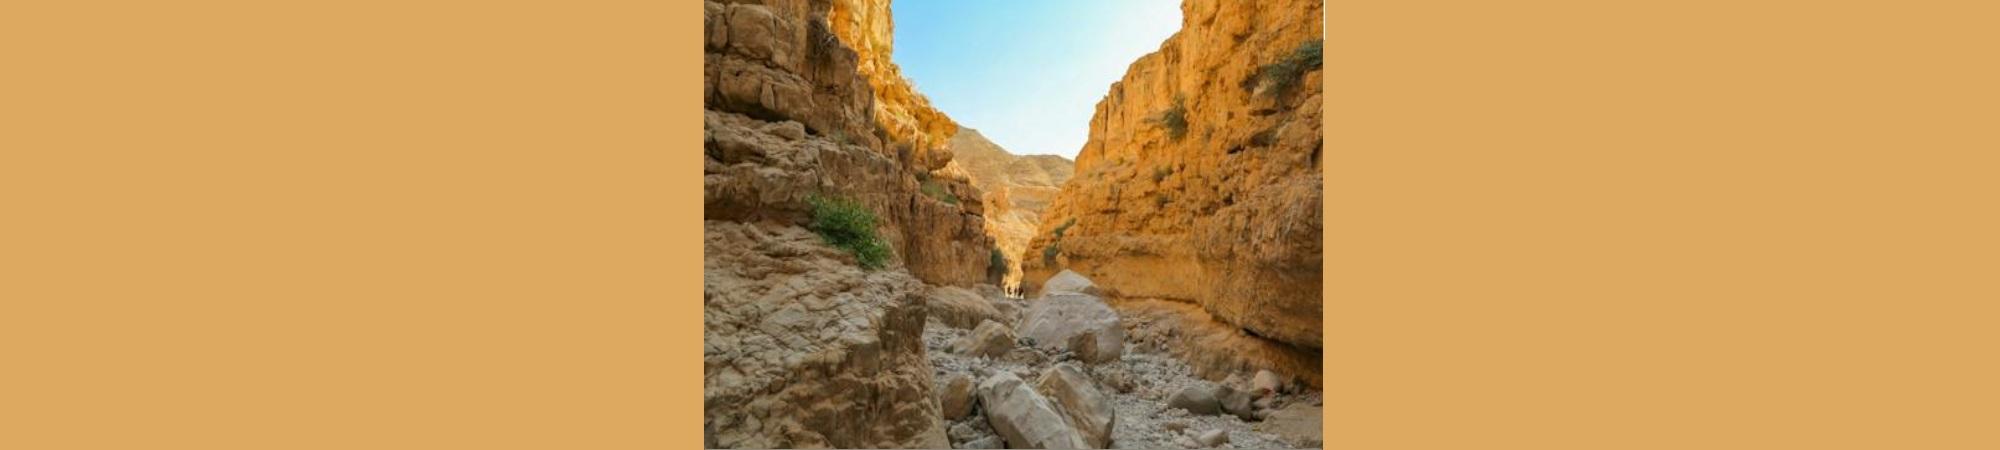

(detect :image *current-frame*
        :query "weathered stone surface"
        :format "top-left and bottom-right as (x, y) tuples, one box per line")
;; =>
(978, 372), (1091, 449)
(954, 320), (1015, 358)
(1166, 385), (1221, 415)
(940, 374), (977, 421)
(1251, 369), (1284, 396)
(1016, 293), (1123, 361)
(1035, 364), (1116, 448)
(1021, 0), (1324, 349)
(1067, 328), (1122, 365)
(1254, 404), (1323, 448)
(1118, 298), (1322, 389)
(1040, 269), (1102, 297)
(702, 221), (949, 449)
(1217, 385), (1259, 421)
(930, 285), (1005, 329)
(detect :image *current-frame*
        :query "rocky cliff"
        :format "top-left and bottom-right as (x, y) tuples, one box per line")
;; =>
(703, 0), (992, 447)
(1022, 0), (1324, 353)
(948, 128), (1075, 286)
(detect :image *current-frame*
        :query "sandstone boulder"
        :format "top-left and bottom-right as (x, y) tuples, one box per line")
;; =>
(939, 373), (977, 420)
(978, 372), (1090, 449)
(1066, 328), (1122, 364)
(930, 285), (1005, 329)
(1035, 364), (1116, 448)
(963, 435), (1006, 449)
(1016, 293), (1123, 361)
(1216, 385), (1260, 421)
(954, 320), (1015, 358)
(1166, 385), (1221, 415)
(1041, 269), (1101, 296)
(1251, 369), (1285, 396)
(1254, 404), (1324, 448)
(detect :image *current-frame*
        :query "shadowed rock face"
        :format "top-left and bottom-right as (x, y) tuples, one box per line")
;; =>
(704, 0), (994, 447)
(1022, 0), (1324, 351)
(948, 128), (1075, 286)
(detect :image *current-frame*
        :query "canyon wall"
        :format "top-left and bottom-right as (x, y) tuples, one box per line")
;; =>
(948, 128), (1075, 285)
(1022, 0), (1325, 350)
(703, 0), (989, 447)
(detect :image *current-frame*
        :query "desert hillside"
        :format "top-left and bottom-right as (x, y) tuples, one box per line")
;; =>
(948, 128), (1074, 286)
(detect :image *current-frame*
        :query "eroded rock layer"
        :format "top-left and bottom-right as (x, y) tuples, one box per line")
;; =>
(703, 0), (994, 447)
(1022, 0), (1324, 351)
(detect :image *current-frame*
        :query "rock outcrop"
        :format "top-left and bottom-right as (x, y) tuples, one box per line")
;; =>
(949, 128), (1075, 285)
(1021, 0), (1324, 352)
(702, 221), (949, 448)
(704, 0), (996, 447)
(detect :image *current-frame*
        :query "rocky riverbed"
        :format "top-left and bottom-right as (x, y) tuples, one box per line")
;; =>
(923, 272), (1322, 449)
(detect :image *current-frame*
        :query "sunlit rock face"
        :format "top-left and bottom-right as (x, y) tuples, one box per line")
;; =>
(1023, 0), (1324, 351)
(947, 128), (1075, 286)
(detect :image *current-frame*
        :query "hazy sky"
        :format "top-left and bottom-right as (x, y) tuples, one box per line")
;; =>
(893, 1), (1183, 158)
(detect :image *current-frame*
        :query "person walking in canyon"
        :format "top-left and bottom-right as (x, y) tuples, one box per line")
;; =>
(705, 0), (1322, 448)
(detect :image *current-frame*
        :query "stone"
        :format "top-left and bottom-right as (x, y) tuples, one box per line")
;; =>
(1015, 293), (1123, 362)
(1040, 269), (1101, 296)
(962, 435), (1006, 449)
(1175, 435), (1202, 449)
(978, 372), (1090, 449)
(1195, 429), (1229, 447)
(703, 222), (951, 449)
(1035, 364), (1116, 448)
(1217, 385), (1260, 421)
(1166, 385), (1221, 415)
(1251, 369), (1284, 396)
(1067, 328), (1122, 364)
(930, 285), (1006, 329)
(954, 320), (1015, 358)
(1255, 404), (1323, 448)
(940, 374), (977, 420)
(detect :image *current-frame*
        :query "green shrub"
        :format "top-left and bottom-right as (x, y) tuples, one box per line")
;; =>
(1241, 39), (1324, 98)
(1150, 95), (1189, 140)
(989, 248), (1005, 269)
(807, 194), (891, 269)
(919, 179), (959, 205)
(1051, 218), (1077, 239)
(1042, 242), (1060, 266)
(1153, 166), (1173, 182)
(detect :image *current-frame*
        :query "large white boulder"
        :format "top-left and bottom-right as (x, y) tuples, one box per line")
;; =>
(978, 372), (1091, 449)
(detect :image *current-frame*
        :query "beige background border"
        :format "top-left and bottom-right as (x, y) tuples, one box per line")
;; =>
(4, 0), (1996, 448)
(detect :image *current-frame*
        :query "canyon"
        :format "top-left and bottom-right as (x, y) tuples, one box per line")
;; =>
(704, 0), (1323, 448)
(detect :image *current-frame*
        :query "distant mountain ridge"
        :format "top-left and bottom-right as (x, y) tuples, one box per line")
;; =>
(948, 128), (1073, 285)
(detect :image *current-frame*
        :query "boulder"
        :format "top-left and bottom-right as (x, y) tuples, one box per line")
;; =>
(1166, 385), (1221, 415)
(930, 285), (1006, 329)
(1251, 369), (1285, 396)
(978, 372), (1091, 449)
(1016, 293), (1123, 361)
(1254, 404), (1324, 448)
(1217, 385), (1260, 421)
(1041, 269), (1102, 296)
(1067, 328), (1122, 364)
(1035, 364), (1116, 448)
(953, 320), (1015, 358)
(939, 374), (977, 420)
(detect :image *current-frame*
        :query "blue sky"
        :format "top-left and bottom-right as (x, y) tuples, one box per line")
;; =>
(893, 1), (1183, 158)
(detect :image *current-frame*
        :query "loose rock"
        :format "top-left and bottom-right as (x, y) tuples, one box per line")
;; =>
(940, 374), (977, 420)
(954, 320), (1015, 358)
(977, 372), (1090, 449)
(1016, 293), (1123, 360)
(1167, 385), (1222, 415)
(1035, 363), (1117, 448)
(1196, 429), (1229, 447)
(1252, 369), (1285, 396)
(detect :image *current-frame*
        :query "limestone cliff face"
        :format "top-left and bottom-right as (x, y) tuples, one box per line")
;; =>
(1022, 0), (1325, 350)
(948, 128), (1075, 286)
(703, 0), (990, 447)
(828, 0), (960, 171)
